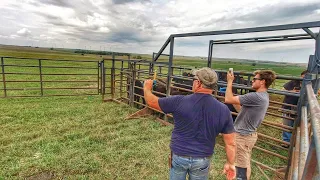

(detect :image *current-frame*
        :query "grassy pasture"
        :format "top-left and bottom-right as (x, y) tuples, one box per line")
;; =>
(0, 45), (304, 179)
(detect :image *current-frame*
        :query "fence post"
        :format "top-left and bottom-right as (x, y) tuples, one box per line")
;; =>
(207, 40), (213, 68)
(1, 57), (6, 97)
(39, 59), (43, 96)
(129, 62), (136, 106)
(313, 32), (320, 94)
(120, 60), (124, 99)
(97, 61), (100, 94)
(111, 54), (115, 99)
(138, 64), (141, 79)
(166, 36), (174, 97)
(101, 60), (105, 101)
(150, 52), (155, 74)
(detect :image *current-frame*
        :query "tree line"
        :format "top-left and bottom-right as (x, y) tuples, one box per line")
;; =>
(74, 49), (130, 56)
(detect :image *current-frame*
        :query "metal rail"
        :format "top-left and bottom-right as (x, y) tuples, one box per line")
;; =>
(0, 57), (100, 97)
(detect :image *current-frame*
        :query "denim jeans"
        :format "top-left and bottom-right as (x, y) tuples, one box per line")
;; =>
(170, 153), (211, 180)
(282, 113), (294, 143)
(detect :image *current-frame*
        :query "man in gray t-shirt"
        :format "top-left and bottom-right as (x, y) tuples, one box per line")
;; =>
(235, 92), (269, 135)
(225, 70), (276, 180)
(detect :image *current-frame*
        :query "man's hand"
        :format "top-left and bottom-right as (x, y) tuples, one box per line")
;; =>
(143, 79), (161, 111)
(223, 162), (236, 180)
(227, 72), (234, 83)
(144, 79), (153, 91)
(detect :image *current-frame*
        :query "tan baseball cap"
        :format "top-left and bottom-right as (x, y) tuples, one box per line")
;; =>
(192, 67), (218, 89)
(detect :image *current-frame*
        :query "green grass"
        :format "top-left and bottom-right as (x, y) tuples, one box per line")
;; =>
(0, 96), (264, 180)
(172, 59), (305, 77)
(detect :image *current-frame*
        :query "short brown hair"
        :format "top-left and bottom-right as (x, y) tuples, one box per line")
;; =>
(253, 70), (276, 88)
(301, 70), (308, 76)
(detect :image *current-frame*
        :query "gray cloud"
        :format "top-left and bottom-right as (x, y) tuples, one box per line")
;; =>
(201, 2), (320, 29)
(61, 26), (152, 44)
(112, 0), (151, 5)
(67, 37), (77, 41)
(35, 0), (96, 22)
(33, 0), (73, 8)
(238, 2), (320, 24)
(37, 12), (62, 21)
(31, 0), (158, 44)
(0, 0), (319, 63)
(109, 30), (151, 43)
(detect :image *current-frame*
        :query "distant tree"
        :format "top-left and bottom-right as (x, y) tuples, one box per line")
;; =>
(252, 62), (256, 66)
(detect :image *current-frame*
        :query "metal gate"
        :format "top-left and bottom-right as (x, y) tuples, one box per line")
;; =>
(0, 57), (101, 98)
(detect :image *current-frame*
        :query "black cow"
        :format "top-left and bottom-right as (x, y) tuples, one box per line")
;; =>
(132, 72), (239, 122)
(134, 80), (145, 107)
(132, 79), (177, 108)
(171, 72), (194, 95)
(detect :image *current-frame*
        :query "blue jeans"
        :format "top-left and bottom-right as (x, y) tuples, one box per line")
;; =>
(170, 153), (211, 180)
(282, 113), (294, 143)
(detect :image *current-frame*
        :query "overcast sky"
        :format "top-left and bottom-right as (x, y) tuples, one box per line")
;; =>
(0, 0), (319, 63)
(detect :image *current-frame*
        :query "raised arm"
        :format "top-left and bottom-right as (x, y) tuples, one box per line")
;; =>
(143, 79), (161, 111)
(225, 72), (240, 105)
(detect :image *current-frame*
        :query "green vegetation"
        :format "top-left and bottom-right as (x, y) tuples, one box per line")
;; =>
(0, 96), (276, 179)
(74, 49), (130, 56)
(136, 54), (306, 77)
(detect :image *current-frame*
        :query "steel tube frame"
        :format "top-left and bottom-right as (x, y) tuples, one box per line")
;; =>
(0, 93), (101, 98)
(210, 33), (316, 45)
(39, 59), (43, 96)
(299, 106), (309, 180)
(154, 21), (320, 62)
(172, 21), (320, 38)
(111, 54), (115, 99)
(4, 80), (97, 83)
(4, 72), (97, 76)
(292, 127), (301, 180)
(97, 62), (100, 94)
(1, 57), (6, 97)
(306, 83), (320, 171)
(1, 57), (101, 98)
(2, 64), (97, 69)
(166, 36), (175, 98)
(1, 87), (98, 91)
(3, 56), (98, 63)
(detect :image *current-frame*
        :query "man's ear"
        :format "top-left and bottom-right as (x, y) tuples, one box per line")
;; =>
(198, 81), (203, 88)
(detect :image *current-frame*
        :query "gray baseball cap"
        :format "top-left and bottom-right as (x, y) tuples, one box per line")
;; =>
(192, 67), (218, 89)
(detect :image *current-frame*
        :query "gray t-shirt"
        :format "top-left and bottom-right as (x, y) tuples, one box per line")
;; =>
(234, 92), (269, 135)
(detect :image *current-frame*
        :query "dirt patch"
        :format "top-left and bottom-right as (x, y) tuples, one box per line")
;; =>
(26, 171), (55, 180)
